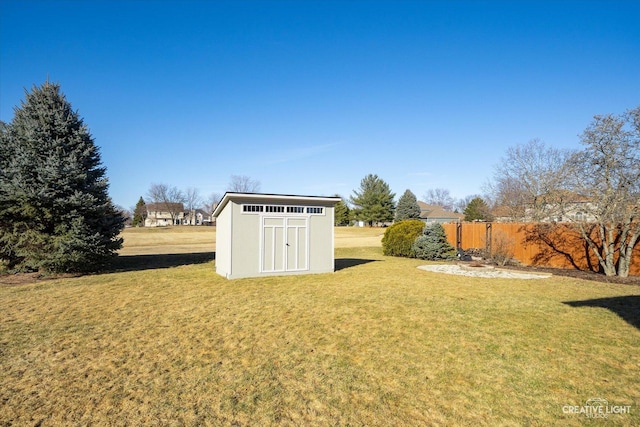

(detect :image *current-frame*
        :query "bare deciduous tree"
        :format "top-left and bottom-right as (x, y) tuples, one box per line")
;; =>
(146, 183), (186, 225)
(423, 188), (455, 211)
(206, 192), (223, 214)
(184, 187), (202, 225)
(490, 108), (640, 277)
(489, 139), (574, 221)
(485, 175), (518, 221)
(227, 175), (261, 193)
(567, 106), (640, 277)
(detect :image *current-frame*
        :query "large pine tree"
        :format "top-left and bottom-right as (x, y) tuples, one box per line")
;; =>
(350, 174), (395, 226)
(332, 194), (350, 226)
(0, 82), (124, 273)
(395, 189), (421, 221)
(132, 196), (147, 227)
(463, 197), (492, 222)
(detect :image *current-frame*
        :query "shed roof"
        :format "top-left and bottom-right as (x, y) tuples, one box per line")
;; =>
(212, 192), (342, 218)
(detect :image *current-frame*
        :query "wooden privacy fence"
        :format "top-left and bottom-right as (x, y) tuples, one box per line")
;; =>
(441, 222), (640, 276)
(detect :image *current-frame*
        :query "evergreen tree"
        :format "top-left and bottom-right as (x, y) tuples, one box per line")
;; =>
(0, 82), (124, 273)
(412, 223), (456, 260)
(395, 189), (421, 221)
(463, 197), (492, 221)
(333, 194), (350, 226)
(0, 121), (9, 175)
(350, 174), (396, 226)
(133, 197), (147, 227)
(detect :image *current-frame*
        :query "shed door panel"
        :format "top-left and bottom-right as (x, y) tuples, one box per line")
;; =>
(286, 220), (307, 271)
(262, 218), (285, 272)
(262, 217), (308, 273)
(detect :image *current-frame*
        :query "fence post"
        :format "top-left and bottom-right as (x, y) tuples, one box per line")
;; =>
(485, 223), (492, 257)
(456, 222), (462, 251)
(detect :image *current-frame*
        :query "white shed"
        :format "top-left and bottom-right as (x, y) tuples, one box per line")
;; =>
(212, 192), (342, 279)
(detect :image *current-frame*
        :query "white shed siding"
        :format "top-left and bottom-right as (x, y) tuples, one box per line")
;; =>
(214, 199), (233, 278)
(230, 201), (261, 277)
(212, 193), (340, 279)
(307, 206), (335, 273)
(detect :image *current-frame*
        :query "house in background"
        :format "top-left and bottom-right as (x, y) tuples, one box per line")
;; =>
(183, 209), (213, 226)
(417, 201), (464, 223)
(491, 192), (597, 223)
(145, 203), (185, 227)
(528, 193), (597, 223)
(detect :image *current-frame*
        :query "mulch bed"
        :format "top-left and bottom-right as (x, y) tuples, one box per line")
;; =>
(499, 264), (640, 286)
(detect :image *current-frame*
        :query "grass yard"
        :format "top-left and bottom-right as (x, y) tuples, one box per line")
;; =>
(116, 225), (383, 255)
(1, 227), (639, 425)
(117, 226), (217, 256)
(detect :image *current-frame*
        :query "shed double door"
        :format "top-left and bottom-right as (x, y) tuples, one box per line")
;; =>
(261, 217), (308, 272)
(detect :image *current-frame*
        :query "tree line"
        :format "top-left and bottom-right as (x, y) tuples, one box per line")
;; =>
(130, 175), (490, 228)
(130, 175), (262, 226)
(1, 81), (637, 276)
(340, 109), (640, 277)
(331, 177), (491, 227)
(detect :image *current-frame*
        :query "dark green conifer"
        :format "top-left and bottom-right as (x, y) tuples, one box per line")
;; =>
(395, 189), (421, 221)
(133, 197), (147, 227)
(0, 82), (124, 273)
(350, 174), (396, 226)
(463, 197), (492, 222)
(333, 195), (350, 226)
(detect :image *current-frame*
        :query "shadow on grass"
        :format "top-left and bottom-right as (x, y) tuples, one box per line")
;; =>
(335, 258), (379, 271)
(564, 296), (640, 331)
(112, 252), (216, 273)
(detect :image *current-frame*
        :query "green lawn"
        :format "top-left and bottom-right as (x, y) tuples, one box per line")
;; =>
(1, 228), (638, 425)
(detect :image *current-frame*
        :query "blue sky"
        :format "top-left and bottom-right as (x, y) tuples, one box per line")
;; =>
(1, 0), (639, 210)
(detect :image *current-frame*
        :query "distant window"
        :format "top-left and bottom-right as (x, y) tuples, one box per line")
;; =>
(307, 207), (323, 214)
(266, 205), (285, 213)
(243, 205), (263, 213)
(575, 211), (585, 221)
(286, 206), (304, 213)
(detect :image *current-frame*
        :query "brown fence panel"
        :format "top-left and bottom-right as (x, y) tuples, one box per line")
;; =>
(442, 222), (640, 276)
(443, 223), (459, 249)
(443, 222), (489, 251)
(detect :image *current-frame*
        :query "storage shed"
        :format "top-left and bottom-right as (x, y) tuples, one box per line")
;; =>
(212, 192), (342, 279)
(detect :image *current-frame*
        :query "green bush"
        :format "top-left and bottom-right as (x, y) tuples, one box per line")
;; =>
(412, 223), (456, 261)
(382, 220), (425, 257)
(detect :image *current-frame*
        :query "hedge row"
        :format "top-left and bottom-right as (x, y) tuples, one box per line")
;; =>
(382, 220), (456, 260)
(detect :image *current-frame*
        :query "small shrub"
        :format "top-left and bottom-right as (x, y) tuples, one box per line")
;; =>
(412, 223), (456, 261)
(382, 220), (425, 257)
(490, 230), (516, 266)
